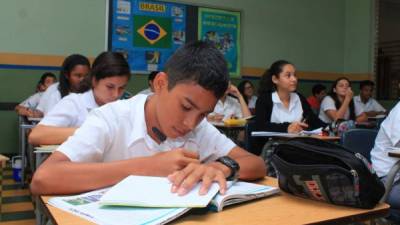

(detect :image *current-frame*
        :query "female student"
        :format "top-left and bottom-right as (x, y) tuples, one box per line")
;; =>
(319, 77), (367, 124)
(29, 52), (131, 145)
(238, 80), (257, 114)
(207, 82), (251, 122)
(36, 54), (90, 116)
(15, 72), (57, 117)
(256, 60), (326, 133)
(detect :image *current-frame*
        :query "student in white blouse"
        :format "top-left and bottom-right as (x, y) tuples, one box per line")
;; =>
(15, 72), (57, 117)
(29, 52), (131, 146)
(238, 80), (257, 114)
(353, 80), (386, 117)
(207, 83), (251, 122)
(30, 41), (266, 196)
(370, 102), (400, 221)
(36, 54), (90, 116)
(319, 77), (367, 124)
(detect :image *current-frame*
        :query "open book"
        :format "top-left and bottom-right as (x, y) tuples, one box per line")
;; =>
(48, 176), (279, 225)
(210, 181), (280, 212)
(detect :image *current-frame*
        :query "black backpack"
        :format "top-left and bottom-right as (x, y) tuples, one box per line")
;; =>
(270, 137), (385, 209)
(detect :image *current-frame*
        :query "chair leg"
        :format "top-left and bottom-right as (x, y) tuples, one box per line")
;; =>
(380, 160), (400, 203)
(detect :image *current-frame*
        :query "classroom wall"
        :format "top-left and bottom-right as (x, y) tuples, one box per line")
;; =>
(0, 0), (380, 154)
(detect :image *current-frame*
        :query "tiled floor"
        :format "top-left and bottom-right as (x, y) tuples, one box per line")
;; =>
(0, 166), (35, 225)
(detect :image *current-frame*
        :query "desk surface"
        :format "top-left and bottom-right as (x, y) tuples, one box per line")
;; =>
(40, 177), (389, 225)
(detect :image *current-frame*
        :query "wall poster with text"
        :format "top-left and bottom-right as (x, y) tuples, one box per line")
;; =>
(198, 8), (241, 77)
(111, 0), (186, 73)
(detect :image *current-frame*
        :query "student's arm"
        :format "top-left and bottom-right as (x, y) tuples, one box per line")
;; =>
(28, 125), (77, 145)
(325, 89), (353, 121)
(298, 93), (327, 129)
(229, 85), (251, 118)
(30, 148), (200, 195)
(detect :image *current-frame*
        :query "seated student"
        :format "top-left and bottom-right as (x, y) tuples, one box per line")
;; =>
(15, 72), (57, 117)
(354, 80), (386, 117)
(319, 77), (367, 124)
(30, 41), (266, 195)
(36, 54), (90, 116)
(307, 83), (326, 114)
(370, 102), (400, 222)
(29, 52), (131, 146)
(138, 71), (159, 95)
(207, 83), (252, 122)
(238, 80), (257, 114)
(255, 60), (326, 133)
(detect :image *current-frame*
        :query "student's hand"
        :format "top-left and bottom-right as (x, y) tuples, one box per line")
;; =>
(228, 84), (241, 98)
(287, 121), (308, 133)
(207, 113), (224, 122)
(168, 163), (227, 196)
(345, 88), (353, 100)
(152, 148), (200, 175)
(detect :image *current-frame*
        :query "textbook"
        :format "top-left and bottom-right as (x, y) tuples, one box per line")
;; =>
(99, 175), (220, 208)
(48, 176), (279, 225)
(48, 188), (189, 225)
(209, 181), (280, 212)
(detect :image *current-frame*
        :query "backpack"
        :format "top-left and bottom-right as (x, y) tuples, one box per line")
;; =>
(270, 137), (385, 209)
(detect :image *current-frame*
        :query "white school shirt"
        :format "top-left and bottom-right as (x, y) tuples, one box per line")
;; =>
(36, 83), (62, 115)
(57, 94), (236, 163)
(319, 96), (360, 123)
(137, 88), (153, 96)
(248, 95), (258, 110)
(371, 102), (400, 178)
(20, 92), (43, 109)
(211, 96), (242, 119)
(353, 95), (386, 115)
(270, 92), (303, 123)
(39, 90), (99, 127)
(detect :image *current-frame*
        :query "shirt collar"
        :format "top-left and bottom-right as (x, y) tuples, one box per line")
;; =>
(272, 91), (300, 111)
(127, 94), (197, 150)
(83, 90), (99, 111)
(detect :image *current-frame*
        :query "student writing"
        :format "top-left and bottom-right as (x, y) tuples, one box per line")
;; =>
(30, 41), (266, 196)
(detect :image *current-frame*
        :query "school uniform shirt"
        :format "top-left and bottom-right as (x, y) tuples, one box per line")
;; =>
(20, 92), (43, 109)
(318, 96), (362, 123)
(248, 95), (258, 110)
(36, 83), (61, 115)
(353, 95), (385, 115)
(212, 96), (242, 119)
(57, 94), (236, 163)
(137, 88), (153, 96)
(371, 102), (400, 178)
(39, 90), (99, 127)
(255, 91), (326, 132)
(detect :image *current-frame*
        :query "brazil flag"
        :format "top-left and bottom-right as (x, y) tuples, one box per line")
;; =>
(133, 15), (172, 48)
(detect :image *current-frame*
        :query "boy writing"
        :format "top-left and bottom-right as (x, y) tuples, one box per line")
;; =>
(31, 41), (266, 196)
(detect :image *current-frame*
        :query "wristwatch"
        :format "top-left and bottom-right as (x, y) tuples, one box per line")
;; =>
(217, 156), (240, 181)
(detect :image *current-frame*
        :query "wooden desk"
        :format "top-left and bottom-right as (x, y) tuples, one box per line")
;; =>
(40, 177), (389, 225)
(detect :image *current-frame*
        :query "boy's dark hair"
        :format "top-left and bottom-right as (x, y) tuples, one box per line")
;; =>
(39, 72), (57, 85)
(312, 84), (326, 96)
(58, 54), (90, 97)
(359, 80), (374, 90)
(148, 71), (159, 82)
(258, 60), (292, 95)
(164, 41), (229, 99)
(78, 52), (131, 92)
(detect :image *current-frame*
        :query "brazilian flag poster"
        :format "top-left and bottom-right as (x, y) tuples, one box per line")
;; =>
(111, 0), (186, 72)
(198, 8), (241, 77)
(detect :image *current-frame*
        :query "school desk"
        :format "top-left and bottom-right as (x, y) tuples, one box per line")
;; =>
(39, 177), (389, 225)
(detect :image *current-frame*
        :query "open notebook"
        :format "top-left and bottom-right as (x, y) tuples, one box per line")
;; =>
(48, 175), (279, 225)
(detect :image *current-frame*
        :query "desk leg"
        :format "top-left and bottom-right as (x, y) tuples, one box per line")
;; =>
(20, 127), (26, 185)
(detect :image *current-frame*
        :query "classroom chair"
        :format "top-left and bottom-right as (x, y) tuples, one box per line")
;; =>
(341, 128), (378, 162)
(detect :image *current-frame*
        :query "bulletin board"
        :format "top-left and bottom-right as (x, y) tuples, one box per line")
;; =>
(108, 0), (241, 77)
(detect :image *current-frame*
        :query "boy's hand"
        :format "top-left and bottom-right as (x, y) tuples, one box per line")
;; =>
(152, 148), (200, 175)
(167, 163), (227, 196)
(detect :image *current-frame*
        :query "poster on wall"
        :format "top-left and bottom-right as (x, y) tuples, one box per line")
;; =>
(110, 0), (186, 73)
(198, 8), (241, 77)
